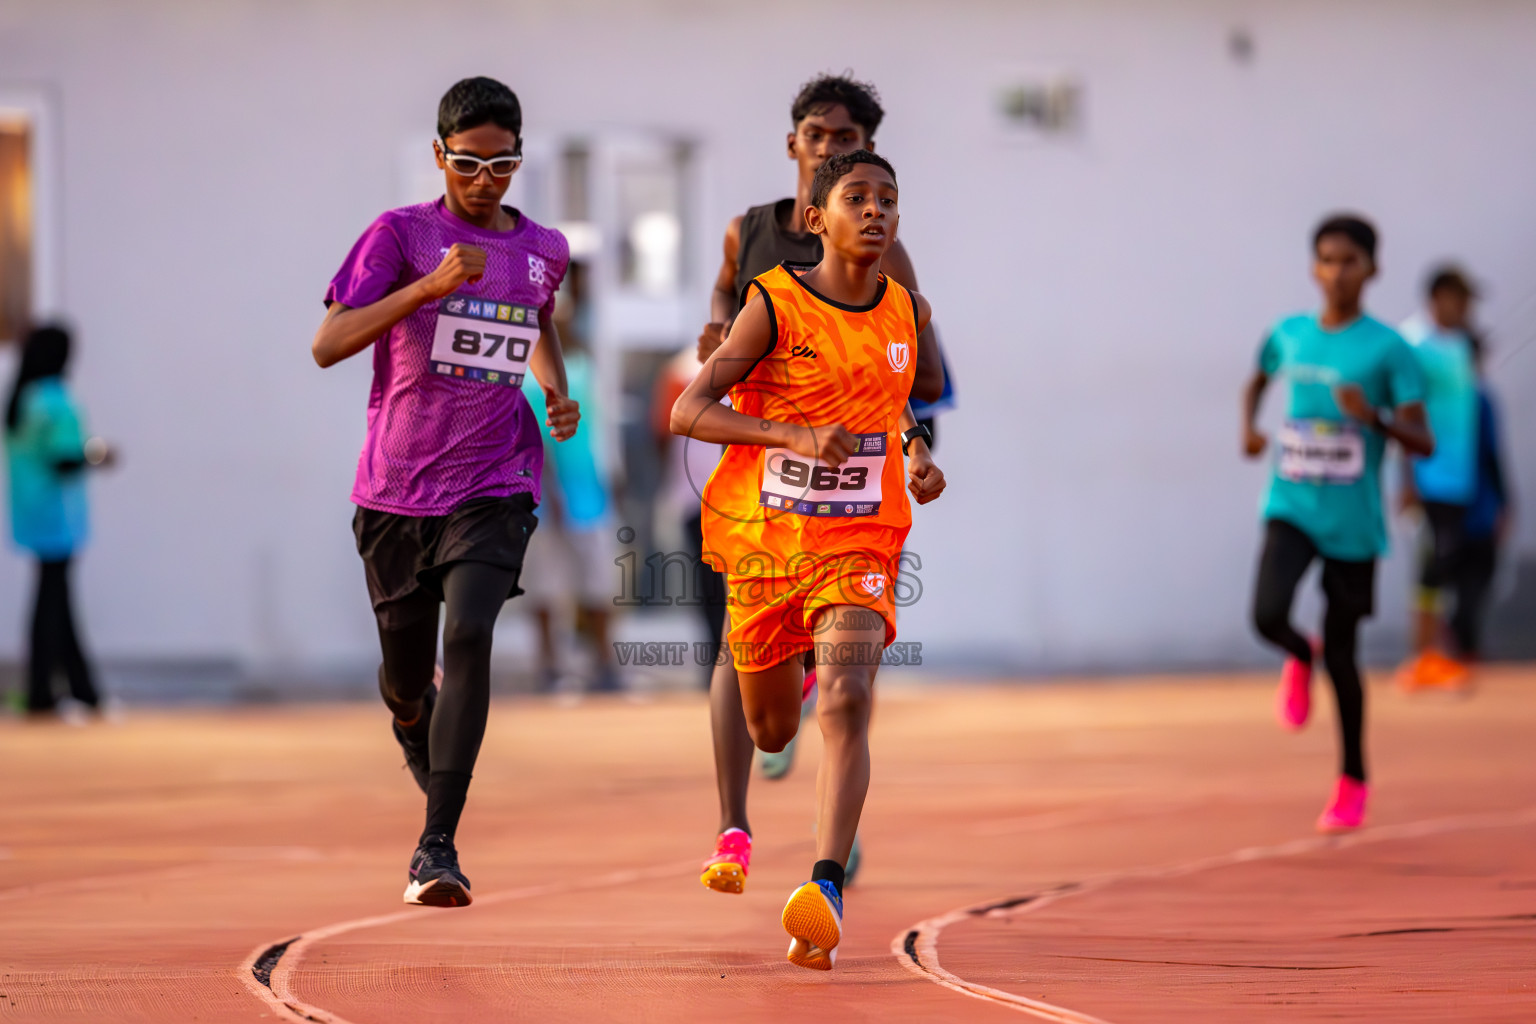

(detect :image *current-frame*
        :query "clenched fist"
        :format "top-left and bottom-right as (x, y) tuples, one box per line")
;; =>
(421, 244), (487, 299)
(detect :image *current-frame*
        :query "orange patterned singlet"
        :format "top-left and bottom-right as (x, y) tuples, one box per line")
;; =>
(698, 262), (919, 667)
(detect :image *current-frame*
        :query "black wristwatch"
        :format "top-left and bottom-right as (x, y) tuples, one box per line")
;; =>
(901, 423), (932, 455)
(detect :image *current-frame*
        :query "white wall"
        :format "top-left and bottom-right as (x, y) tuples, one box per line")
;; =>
(1, 0), (1532, 674)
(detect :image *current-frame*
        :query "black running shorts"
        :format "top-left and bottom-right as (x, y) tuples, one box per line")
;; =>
(1261, 518), (1377, 621)
(1417, 500), (1469, 591)
(353, 494), (538, 628)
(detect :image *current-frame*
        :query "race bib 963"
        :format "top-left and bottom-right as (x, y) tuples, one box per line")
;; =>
(430, 294), (540, 387)
(759, 433), (885, 518)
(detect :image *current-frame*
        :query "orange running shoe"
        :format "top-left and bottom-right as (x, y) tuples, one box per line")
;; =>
(1395, 651), (1434, 693)
(1398, 650), (1472, 693)
(1420, 650), (1472, 692)
(782, 880), (842, 971)
(700, 828), (751, 894)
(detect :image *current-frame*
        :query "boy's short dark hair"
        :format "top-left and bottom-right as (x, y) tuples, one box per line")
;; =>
(1426, 263), (1477, 299)
(810, 151), (897, 209)
(1312, 214), (1378, 262)
(791, 74), (884, 138)
(438, 77), (522, 142)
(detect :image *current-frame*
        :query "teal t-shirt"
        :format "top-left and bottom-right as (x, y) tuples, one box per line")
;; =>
(5, 378), (90, 558)
(1257, 313), (1424, 561)
(1399, 313), (1478, 505)
(524, 353), (610, 528)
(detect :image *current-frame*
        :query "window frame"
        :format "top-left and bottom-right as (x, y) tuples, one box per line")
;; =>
(0, 87), (61, 343)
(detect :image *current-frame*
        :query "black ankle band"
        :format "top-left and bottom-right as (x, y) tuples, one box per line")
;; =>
(811, 858), (845, 896)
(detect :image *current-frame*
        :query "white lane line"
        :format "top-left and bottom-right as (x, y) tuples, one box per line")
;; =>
(237, 858), (699, 1024)
(894, 806), (1536, 1022)
(0, 848), (328, 903)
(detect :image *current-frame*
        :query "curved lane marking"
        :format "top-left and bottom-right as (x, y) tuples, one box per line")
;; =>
(894, 806), (1536, 1022)
(238, 858), (699, 1024)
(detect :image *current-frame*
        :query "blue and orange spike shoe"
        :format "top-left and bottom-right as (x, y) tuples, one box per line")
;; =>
(782, 879), (842, 971)
(700, 828), (751, 894)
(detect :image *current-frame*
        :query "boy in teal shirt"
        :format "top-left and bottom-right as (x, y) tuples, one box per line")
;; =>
(1241, 214), (1433, 833)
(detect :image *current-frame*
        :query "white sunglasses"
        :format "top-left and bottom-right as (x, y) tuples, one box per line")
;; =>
(439, 144), (522, 178)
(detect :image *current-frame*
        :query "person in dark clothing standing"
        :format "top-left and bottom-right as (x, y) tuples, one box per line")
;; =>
(5, 324), (114, 717)
(1451, 338), (1513, 662)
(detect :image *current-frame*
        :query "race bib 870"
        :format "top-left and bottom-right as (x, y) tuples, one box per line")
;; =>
(759, 433), (885, 518)
(430, 293), (541, 387)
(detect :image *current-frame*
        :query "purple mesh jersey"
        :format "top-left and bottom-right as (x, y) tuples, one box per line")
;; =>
(325, 199), (569, 515)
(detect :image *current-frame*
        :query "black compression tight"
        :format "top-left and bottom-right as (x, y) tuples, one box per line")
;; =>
(1319, 605), (1366, 782)
(375, 561), (518, 839)
(1252, 521), (1368, 782)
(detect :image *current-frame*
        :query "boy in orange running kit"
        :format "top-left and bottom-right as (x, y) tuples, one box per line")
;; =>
(670, 150), (945, 970)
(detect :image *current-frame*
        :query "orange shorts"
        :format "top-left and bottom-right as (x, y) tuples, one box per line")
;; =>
(725, 555), (899, 672)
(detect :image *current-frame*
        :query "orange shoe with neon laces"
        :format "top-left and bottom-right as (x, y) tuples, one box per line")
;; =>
(700, 828), (751, 894)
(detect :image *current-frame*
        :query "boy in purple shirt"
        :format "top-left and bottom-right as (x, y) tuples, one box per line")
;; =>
(313, 77), (579, 908)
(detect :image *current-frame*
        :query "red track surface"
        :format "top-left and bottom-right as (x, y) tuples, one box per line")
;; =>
(2, 668), (1533, 1022)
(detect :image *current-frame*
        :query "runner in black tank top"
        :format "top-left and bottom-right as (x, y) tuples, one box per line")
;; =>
(733, 198), (824, 311)
(691, 76), (952, 901)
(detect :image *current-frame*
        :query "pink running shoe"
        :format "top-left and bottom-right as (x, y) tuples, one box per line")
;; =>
(1275, 646), (1315, 731)
(700, 828), (751, 894)
(1316, 776), (1369, 833)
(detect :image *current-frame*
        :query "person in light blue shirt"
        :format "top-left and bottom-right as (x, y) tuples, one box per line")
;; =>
(522, 324), (619, 692)
(1241, 214), (1433, 834)
(5, 324), (114, 715)
(1395, 266), (1482, 684)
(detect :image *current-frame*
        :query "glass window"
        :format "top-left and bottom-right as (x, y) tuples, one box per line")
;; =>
(614, 143), (689, 296)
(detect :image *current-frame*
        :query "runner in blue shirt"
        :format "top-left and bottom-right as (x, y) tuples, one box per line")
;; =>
(1241, 214), (1433, 833)
(1394, 266), (1481, 690)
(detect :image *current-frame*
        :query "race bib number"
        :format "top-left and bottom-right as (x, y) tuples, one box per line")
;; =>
(430, 294), (540, 387)
(760, 433), (885, 518)
(1277, 419), (1364, 484)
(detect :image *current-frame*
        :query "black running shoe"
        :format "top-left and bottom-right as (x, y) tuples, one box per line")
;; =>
(403, 834), (472, 907)
(390, 675), (437, 794)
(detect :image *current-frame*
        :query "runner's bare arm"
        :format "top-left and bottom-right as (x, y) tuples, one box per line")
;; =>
(1397, 453), (1421, 515)
(1242, 369), (1270, 457)
(528, 308), (580, 442)
(882, 240), (944, 404)
(312, 244), (486, 368)
(898, 401), (945, 505)
(671, 290), (858, 466)
(697, 216), (744, 362)
(911, 290), (933, 336)
(1334, 387), (1434, 458)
